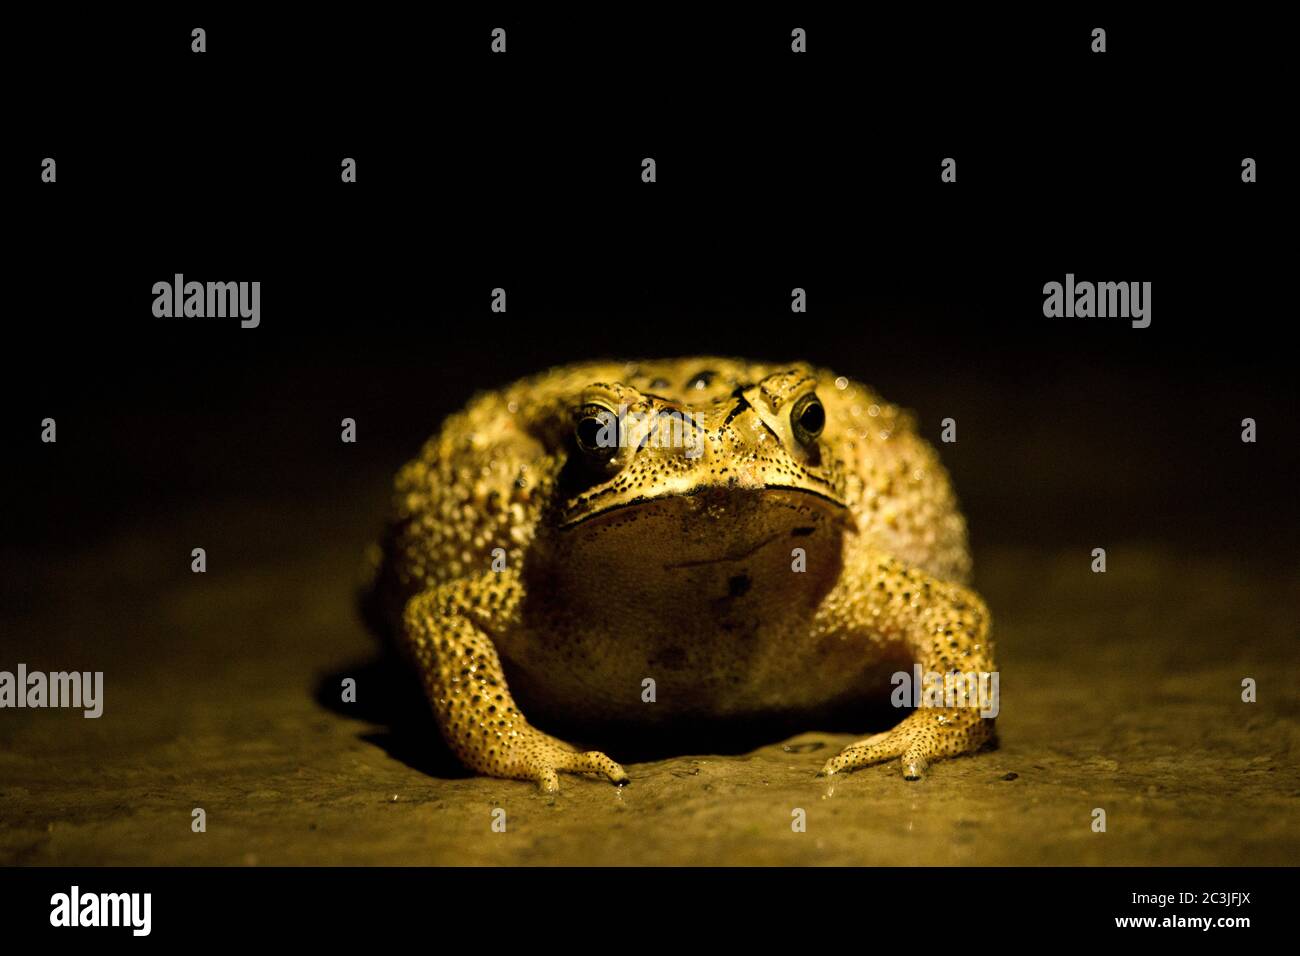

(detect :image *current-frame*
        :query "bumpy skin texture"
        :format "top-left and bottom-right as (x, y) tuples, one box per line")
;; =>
(375, 358), (996, 790)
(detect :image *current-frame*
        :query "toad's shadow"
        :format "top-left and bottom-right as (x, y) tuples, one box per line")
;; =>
(316, 653), (906, 778)
(315, 654), (474, 780)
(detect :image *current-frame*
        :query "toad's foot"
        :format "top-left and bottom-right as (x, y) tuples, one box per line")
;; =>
(402, 574), (628, 793)
(814, 551), (998, 781)
(818, 708), (994, 780)
(509, 726), (629, 793)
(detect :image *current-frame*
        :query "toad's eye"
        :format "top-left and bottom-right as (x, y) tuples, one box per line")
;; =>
(574, 403), (619, 459)
(790, 393), (825, 446)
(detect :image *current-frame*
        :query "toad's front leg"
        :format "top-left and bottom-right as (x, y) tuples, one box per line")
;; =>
(819, 551), (997, 780)
(401, 569), (628, 792)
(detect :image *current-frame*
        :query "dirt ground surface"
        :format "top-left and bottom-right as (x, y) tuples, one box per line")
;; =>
(2, 474), (1297, 867)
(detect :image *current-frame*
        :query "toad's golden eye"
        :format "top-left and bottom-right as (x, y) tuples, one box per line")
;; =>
(790, 393), (825, 446)
(574, 403), (619, 459)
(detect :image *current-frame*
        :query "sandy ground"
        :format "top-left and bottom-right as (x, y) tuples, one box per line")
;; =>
(1, 479), (1297, 866)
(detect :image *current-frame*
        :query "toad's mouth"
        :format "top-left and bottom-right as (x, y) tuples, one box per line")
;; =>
(540, 484), (848, 620)
(559, 484), (847, 531)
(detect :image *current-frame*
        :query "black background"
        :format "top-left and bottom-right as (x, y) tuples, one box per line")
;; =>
(5, 12), (1291, 591)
